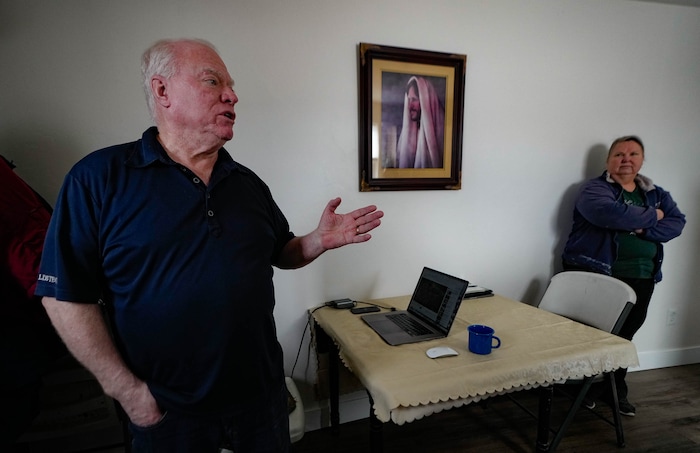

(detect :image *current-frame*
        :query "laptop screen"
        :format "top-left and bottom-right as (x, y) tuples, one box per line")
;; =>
(413, 278), (448, 313)
(408, 267), (468, 332)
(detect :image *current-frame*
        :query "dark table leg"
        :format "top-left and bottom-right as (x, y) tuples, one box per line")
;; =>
(536, 385), (553, 452)
(367, 392), (384, 453)
(313, 321), (340, 435)
(328, 340), (340, 435)
(313, 320), (384, 451)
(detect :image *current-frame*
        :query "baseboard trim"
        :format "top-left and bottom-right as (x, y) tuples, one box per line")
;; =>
(302, 346), (700, 433)
(635, 345), (700, 371)
(303, 390), (369, 432)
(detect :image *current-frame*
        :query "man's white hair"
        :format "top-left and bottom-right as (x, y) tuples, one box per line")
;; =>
(140, 38), (219, 121)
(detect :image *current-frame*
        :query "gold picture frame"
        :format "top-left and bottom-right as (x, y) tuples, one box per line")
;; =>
(358, 43), (467, 191)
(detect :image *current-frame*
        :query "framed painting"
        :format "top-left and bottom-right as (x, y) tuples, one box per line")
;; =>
(358, 43), (466, 191)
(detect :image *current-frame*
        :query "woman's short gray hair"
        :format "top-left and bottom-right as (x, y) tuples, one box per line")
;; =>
(140, 39), (218, 119)
(608, 135), (645, 157)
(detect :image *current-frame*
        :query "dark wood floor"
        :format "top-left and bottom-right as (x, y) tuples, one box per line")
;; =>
(293, 363), (700, 453)
(13, 364), (700, 452)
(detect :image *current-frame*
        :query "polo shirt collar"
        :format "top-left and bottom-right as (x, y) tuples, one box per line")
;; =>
(127, 126), (238, 176)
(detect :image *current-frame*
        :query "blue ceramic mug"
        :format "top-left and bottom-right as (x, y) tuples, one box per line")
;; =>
(468, 324), (501, 355)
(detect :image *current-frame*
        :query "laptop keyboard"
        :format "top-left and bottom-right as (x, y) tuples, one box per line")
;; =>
(387, 313), (432, 336)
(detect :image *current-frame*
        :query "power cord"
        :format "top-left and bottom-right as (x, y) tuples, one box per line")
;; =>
(290, 305), (324, 379)
(289, 302), (395, 378)
(354, 300), (397, 311)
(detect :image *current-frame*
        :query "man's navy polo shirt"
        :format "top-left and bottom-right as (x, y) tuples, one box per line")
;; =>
(36, 127), (294, 415)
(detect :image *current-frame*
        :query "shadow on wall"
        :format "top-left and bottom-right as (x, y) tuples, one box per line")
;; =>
(0, 127), (82, 205)
(518, 144), (611, 307)
(549, 144), (608, 276)
(519, 279), (544, 306)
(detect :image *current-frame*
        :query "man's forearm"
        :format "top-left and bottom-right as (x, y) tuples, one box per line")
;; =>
(41, 297), (161, 425)
(276, 234), (323, 270)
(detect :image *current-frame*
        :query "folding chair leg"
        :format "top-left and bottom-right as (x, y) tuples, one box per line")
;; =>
(549, 376), (596, 452)
(606, 372), (625, 447)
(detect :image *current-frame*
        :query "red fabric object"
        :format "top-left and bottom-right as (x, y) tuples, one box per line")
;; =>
(0, 156), (52, 327)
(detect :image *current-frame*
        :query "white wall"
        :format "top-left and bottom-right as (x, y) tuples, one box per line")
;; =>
(2, 0), (699, 430)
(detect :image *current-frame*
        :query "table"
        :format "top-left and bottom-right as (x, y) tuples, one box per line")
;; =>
(312, 294), (639, 452)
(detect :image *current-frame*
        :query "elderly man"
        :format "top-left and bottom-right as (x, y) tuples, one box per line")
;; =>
(36, 39), (383, 452)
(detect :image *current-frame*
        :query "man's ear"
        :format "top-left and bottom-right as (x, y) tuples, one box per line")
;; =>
(151, 76), (170, 108)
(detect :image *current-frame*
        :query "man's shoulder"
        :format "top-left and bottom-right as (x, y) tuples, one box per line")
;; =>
(70, 138), (143, 176)
(229, 158), (256, 177)
(223, 154), (264, 182)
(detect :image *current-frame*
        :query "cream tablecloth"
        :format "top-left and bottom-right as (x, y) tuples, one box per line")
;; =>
(312, 294), (639, 425)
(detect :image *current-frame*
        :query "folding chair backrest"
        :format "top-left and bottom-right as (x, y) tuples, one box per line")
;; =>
(537, 271), (637, 334)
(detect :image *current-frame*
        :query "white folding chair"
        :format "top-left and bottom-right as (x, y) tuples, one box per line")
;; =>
(537, 271), (637, 451)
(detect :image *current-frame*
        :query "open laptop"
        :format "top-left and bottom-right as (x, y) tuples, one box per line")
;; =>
(361, 267), (469, 346)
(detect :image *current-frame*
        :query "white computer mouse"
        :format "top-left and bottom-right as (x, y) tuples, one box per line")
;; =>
(426, 346), (459, 359)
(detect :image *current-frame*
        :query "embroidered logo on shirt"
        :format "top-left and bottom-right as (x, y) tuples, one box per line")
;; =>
(38, 273), (57, 284)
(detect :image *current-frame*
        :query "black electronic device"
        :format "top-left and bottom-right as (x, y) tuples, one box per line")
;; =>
(351, 306), (381, 315)
(325, 298), (356, 309)
(463, 284), (494, 299)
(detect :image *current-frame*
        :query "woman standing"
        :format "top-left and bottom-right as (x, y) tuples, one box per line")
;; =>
(562, 135), (686, 416)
